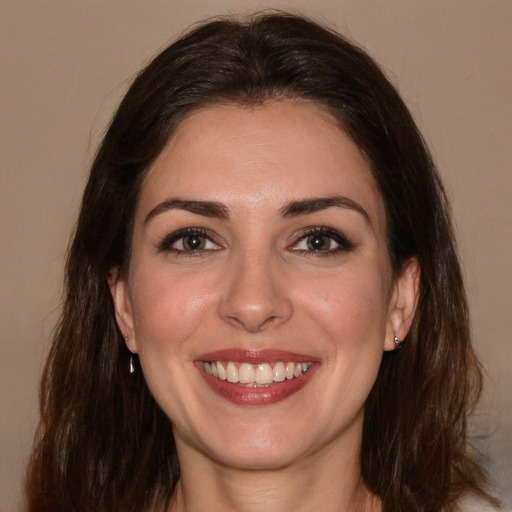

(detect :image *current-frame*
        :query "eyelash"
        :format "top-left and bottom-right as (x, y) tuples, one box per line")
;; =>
(157, 227), (222, 256)
(157, 227), (354, 257)
(289, 227), (355, 256)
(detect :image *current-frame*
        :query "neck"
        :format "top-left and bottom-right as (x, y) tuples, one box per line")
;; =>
(169, 431), (380, 512)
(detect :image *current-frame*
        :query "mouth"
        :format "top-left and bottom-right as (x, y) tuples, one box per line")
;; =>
(196, 350), (318, 405)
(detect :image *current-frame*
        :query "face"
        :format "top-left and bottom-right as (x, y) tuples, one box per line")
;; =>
(112, 101), (419, 471)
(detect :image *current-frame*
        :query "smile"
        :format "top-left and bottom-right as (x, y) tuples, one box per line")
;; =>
(204, 361), (313, 386)
(197, 349), (318, 405)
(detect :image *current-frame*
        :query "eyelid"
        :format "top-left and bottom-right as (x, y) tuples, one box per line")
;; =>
(157, 227), (223, 253)
(288, 226), (355, 254)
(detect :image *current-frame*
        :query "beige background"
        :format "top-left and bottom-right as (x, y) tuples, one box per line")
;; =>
(1, 1), (510, 510)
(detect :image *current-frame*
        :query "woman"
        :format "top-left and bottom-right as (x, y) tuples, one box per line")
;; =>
(25, 12), (497, 512)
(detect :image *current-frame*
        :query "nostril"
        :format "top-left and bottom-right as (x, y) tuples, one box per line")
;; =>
(223, 312), (281, 333)
(219, 295), (293, 333)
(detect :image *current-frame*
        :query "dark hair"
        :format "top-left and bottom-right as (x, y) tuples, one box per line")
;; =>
(26, 12), (495, 512)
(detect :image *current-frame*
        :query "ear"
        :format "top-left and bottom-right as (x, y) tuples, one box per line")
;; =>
(107, 267), (137, 354)
(384, 257), (421, 351)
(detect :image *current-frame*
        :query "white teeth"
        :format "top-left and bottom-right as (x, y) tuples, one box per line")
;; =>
(226, 362), (239, 383)
(217, 361), (226, 380)
(205, 360), (312, 385)
(255, 363), (273, 385)
(273, 362), (286, 382)
(239, 363), (255, 384)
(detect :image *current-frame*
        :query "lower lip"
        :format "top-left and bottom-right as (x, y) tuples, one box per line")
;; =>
(197, 363), (317, 406)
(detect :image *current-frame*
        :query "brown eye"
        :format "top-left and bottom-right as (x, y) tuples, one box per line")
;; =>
(158, 228), (222, 254)
(181, 235), (206, 251)
(306, 234), (333, 251)
(290, 228), (355, 255)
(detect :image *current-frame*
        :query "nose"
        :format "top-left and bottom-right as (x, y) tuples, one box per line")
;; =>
(218, 250), (293, 333)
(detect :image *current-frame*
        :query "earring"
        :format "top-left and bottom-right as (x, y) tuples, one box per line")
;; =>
(124, 334), (135, 374)
(394, 334), (402, 351)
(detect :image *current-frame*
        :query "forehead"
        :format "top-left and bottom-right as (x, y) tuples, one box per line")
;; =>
(137, 101), (385, 228)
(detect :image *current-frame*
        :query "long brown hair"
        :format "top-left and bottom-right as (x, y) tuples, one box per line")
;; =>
(26, 12), (495, 512)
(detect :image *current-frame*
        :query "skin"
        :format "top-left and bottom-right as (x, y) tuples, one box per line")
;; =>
(111, 101), (420, 512)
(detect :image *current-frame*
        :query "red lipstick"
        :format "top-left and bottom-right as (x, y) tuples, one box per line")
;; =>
(195, 349), (319, 406)
(197, 348), (317, 364)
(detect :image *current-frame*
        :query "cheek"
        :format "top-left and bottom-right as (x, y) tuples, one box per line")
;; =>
(130, 264), (217, 350)
(288, 267), (389, 432)
(127, 265), (217, 422)
(298, 267), (389, 342)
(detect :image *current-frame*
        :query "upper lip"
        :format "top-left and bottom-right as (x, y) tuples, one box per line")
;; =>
(196, 348), (319, 364)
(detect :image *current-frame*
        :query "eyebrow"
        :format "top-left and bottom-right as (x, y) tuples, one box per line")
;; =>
(280, 196), (371, 225)
(144, 198), (230, 225)
(144, 195), (371, 227)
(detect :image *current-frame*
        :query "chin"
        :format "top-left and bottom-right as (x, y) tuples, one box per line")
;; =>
(210, 440), (305, 471)
(174, 418), (312, 471)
